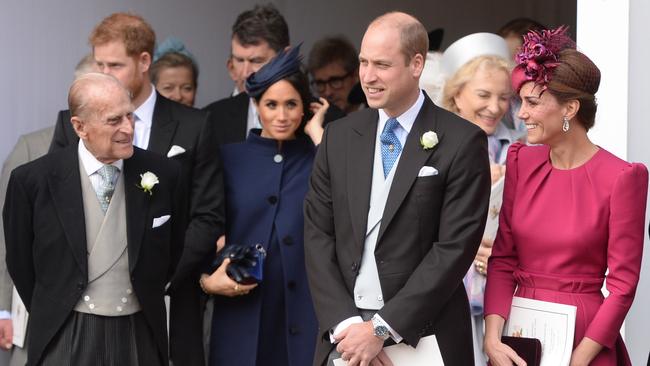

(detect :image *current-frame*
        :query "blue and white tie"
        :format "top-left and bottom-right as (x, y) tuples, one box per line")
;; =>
(96, 165), (118, 213)
(380, 117), (402, 178)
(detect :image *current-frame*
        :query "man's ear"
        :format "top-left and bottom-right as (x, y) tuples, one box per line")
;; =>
(226, 57), (237, 82)
(411, 53), (425, 79)
(138, 52), (152, 74)
(71, 116), (87, 140)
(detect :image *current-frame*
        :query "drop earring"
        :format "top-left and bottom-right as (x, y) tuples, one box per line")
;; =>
(562, 116), (570, 132)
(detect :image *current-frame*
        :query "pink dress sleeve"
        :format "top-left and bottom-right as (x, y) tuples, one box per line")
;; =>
(584, 163), (648, 348)
(483, 142), (524, 320)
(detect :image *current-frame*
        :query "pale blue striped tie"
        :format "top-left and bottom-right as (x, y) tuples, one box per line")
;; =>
(380, 118), (402, 178)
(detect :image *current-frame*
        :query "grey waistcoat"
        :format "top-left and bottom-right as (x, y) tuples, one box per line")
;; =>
(74, 164), (141, 316)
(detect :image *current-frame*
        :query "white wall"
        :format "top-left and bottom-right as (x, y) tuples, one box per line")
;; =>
(578, 0), (650, 364)
(624, 0), (650, 363)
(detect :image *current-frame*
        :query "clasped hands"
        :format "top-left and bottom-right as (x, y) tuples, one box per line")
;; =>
(334, 321), (393, 366)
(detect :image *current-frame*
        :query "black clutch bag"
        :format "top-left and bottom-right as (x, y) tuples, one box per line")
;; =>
(501, 336), (542, 366)
(210, 243), (266, 284)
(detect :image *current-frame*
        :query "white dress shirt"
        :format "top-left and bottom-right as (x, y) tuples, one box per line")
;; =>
(133, 85), (156, 150)
(246, 98), (261, 135)
(78, 140), (123, 189)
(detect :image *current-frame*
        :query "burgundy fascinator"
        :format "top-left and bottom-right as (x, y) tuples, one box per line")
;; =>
(511, 26), (575, 92)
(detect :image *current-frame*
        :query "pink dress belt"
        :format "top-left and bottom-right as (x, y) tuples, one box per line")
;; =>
(513, 269), (604, 294)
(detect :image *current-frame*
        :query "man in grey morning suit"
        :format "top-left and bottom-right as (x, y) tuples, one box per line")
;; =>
(304, 12), (491, 366)
(4, 73), (186, 365)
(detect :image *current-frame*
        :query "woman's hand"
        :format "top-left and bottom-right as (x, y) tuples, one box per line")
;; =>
(484, 338), (527, 366)
(304, 97), (330, 146)
(491, 163), (506, 184)
(216, 235), (226, 254)
(569, 337), (601, 366)
(474, 237), (493, 275)
(200, 258), (257, 297)
(484, 314), (527, 366)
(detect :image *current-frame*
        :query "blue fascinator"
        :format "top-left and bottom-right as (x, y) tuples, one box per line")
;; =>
(245, 44), (302, 98)
(153, 37), (198, 67)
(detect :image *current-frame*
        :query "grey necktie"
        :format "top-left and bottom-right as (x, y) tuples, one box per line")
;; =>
(95, 165), (118, 213)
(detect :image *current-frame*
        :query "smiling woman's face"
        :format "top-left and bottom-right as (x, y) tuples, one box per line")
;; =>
(256, 79), (304, 141)
(453, 65), (512, 136)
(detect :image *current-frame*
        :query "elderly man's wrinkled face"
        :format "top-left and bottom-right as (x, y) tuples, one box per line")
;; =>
(76, 84), (135, 163)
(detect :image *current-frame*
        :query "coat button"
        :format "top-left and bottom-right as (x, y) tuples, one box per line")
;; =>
(268, 196), (278, 205)
(282, 236), (293, 245)
(287, 281), (296, 289)
(289, 326), (299, 335)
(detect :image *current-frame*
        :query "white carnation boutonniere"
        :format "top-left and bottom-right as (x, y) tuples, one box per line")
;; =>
(138, 171), (159, 195)
(420, 131), (439, 150)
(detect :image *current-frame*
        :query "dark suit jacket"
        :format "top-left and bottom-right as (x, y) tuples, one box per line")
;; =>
(3, 146), (185, 366)
(203, 92), (346, 145)
(304, 96), (491, 365)
(49, 94), (223, 365)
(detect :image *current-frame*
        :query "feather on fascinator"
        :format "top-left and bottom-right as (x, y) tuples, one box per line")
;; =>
(245, 45), (302, 98)
(153, 37), (198, 66)
(511, 26), (575, 92)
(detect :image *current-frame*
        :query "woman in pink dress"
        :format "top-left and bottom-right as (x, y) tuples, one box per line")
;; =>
(483, 27), (648, 366)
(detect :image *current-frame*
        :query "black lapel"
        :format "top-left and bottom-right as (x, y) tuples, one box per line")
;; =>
(378, 98), (443, 242)
(347, 110), (379, 251)
(123, 148), (151, 273)
(47, 147), (87, 275)
(148, 94), (179, 155)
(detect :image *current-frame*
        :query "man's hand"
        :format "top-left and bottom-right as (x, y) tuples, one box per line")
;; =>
(370, 350), (393, 366)
(0, 319), (13, 350)
(335, 320), (383, 366)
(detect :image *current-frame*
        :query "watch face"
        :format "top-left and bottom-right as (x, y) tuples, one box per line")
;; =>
(374, 325), (389, 337)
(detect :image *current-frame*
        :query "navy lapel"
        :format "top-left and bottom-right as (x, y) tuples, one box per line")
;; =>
(47, 147), (87, 276)
(148, 94), (179, 155)
(347, 110), (378, 251)
(123, 149), (151, 273)
(378, 98), (443, 242)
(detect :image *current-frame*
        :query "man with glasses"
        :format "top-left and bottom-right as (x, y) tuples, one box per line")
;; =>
(308, 36), (366, 115)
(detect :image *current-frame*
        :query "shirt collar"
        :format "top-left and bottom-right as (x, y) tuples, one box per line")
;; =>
(78, 139), (123, 176)
(134, 84), (157, 127)
(377, 90), (425, 134)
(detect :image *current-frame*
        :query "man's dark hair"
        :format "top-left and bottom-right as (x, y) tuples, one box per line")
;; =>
(307, 36), (359, 74)
(232, 4), (289, 52)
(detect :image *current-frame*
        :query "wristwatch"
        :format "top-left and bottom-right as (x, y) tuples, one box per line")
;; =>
(371, 317), (390, 341)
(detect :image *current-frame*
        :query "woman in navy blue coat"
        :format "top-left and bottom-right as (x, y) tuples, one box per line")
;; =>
(199, 46), (328, 366)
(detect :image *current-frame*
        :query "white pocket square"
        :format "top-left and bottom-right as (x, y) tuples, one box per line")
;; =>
(166, 145), (186, 158)
(152, 215), (171, 228)
(418, 166), (439, 177)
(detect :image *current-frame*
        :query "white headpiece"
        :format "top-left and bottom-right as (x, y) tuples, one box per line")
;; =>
(440, 33), (510, 78)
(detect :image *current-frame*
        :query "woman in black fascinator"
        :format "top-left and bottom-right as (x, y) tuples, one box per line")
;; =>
(199, 45), (328, 366)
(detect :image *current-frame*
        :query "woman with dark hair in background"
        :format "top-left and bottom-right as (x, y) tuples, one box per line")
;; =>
(483, 27), (648, 366)
(198, 46), (327, 366)
(151, 37), (199, 107)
